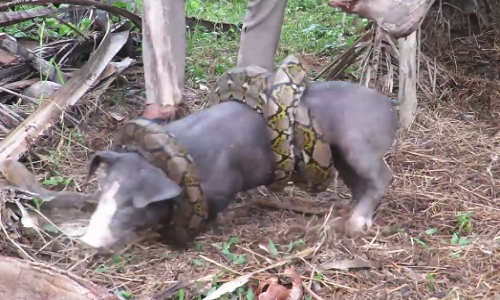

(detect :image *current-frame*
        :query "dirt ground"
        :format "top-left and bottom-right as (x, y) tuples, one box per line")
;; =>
(2, 13), (500, 297)
(2, 51), (499, 299)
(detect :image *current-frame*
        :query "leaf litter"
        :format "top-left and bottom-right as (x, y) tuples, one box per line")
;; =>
(0, 1), (500, 300)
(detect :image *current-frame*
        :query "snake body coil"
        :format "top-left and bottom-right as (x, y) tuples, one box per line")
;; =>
(108, 54), (335, 245)
(112, 118), (209, 245)
(212, 54), (335, 194)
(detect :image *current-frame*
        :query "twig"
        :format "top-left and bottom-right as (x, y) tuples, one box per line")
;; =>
(0, 0), (142, 30)
(236, 245), (274, 264)
(0, 86), (39, 105)
(199, 255), (244, 276)
(0, 208), (36, 261)
(302, 282), (327, 300)
(0, 102), (24, 123)
(0, 33), (69, 84)
(313, 29), (372, 80)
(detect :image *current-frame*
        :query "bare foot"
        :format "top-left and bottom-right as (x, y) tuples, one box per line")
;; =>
(142, 103), (177, 120)
(142, 103), (191, 123)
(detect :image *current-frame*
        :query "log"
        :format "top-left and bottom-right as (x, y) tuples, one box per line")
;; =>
(0, 255), (119, 300)
(398, 31), (418, 129)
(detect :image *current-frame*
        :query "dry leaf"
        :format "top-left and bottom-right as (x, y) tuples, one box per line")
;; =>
(202, 274), (251, 300)
(318, 256), (372, 271)
(0, 48), (18, 64)
(256, 276), (279, 295)
(94, 57), (135, 85)
(196, 281), (213, 296)
(23, 81), (62, 99)
(108, 112), (126, 122)
(256, 267), (303, 300)
(15, 199), (37, 228)
(401, 266), (425, 283)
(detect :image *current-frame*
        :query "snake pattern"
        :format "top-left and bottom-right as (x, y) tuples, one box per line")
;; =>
(212, 54), (335, 194)
(212, 55), (307, 192)
(112, 118), (209, 245)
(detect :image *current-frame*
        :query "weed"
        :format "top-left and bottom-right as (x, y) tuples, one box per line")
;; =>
(456, 212), (473, 234)
(115, 290), (133, 299)
(427, 273), (435, 292)
(183, 0), (366, 87)
(212, 236), (247, 265)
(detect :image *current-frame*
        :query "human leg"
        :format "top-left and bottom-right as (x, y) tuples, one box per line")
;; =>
(142, 0), (186, 120)
(237, 0), (288, 72)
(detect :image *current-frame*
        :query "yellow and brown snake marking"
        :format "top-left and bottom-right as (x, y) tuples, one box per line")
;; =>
(212, 55), (307, 192)
(212, 54), (335, 194)
(112, 118), (209, 245)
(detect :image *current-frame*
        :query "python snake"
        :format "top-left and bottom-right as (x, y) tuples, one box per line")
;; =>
(107, 55), (334, 245)
(112, 118), (209, 246)
(212, 54), (335, 194)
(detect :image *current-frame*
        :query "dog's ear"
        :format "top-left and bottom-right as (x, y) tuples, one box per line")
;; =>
(132, 167), (183, 208)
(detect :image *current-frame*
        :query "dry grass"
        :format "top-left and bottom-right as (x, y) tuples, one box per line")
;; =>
(3, 7), (500, 300)
(2, 79), (500, 299)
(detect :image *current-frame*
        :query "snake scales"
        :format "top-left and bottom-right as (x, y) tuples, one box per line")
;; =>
(112, 118), (209, 246)
(109, 55), (333, 245)
(212, 54), (335, 194)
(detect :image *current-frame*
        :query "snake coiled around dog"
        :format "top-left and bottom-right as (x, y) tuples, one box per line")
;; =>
(211, 54), (335, 194)
(112, 118), (209, 246)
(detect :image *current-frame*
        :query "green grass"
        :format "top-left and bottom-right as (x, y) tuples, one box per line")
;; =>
(184, 0), (367, 85)
(0, 0), (367, 87)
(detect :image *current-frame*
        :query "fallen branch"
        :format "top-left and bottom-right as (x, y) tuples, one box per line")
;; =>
(0, 102), (24, 131)
(0, 6), (84, 27)
(0, 29), (129, 163)
(0, 33), (69, 84)
(0, 0), (142, 29)
(3, 78), (40, 91)
(0, 8), (240, 36)
(185, 16), (241, 34)
(0, 159), (96, 212)
(0, 63), (32, 86)
(253, 197), (333, 215)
